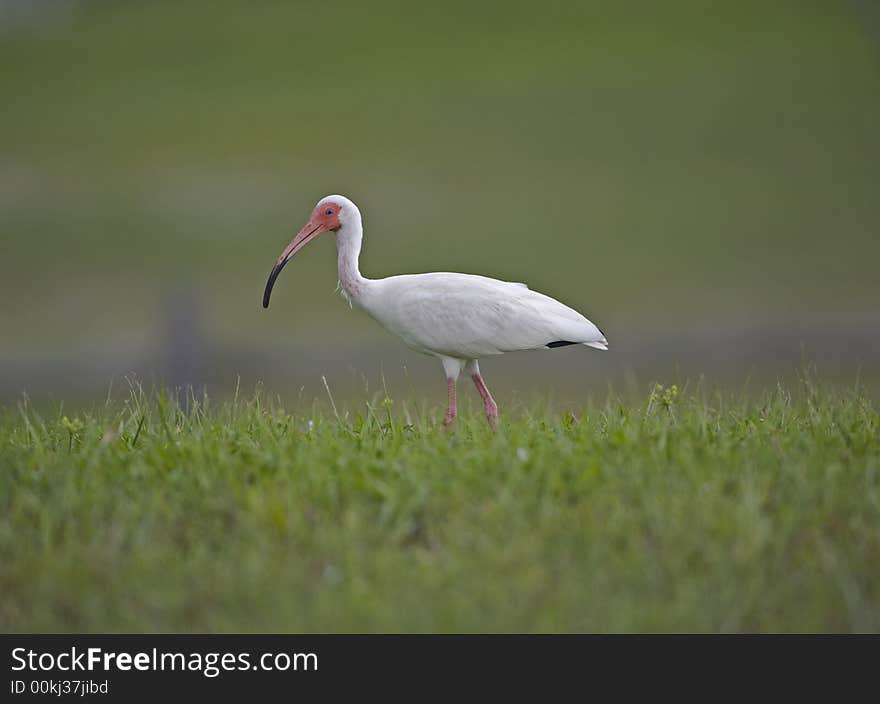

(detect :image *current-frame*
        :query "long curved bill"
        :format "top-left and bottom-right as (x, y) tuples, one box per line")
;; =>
(262, 220), (329, 308)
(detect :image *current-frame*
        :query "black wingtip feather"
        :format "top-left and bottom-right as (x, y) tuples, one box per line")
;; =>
(546, 340), (578, 349)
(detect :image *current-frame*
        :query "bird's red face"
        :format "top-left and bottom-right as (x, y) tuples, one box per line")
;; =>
(263, 200), (343, 308)
(309, 201), (343, 233)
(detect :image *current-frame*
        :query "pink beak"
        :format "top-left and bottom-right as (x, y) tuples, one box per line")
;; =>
(263, 219), (330, 308)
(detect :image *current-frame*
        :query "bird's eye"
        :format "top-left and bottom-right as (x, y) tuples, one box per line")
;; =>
(325, 208), (334, 216)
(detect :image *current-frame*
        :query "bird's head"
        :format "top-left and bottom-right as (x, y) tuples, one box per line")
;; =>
(262, 195), (355, 308)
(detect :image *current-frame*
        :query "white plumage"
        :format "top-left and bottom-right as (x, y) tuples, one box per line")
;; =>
(263, 195), (607, 430)
(360, 273), (607, 359)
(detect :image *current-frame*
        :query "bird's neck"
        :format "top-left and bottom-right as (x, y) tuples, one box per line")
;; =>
(335, 218), (368, 302)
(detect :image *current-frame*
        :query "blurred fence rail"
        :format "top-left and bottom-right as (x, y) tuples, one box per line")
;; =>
(3, 313), (879, 403)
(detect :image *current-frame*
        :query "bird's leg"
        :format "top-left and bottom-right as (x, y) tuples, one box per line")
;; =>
(468, 362), (498, 431)
(440, 357), (465, 431)
(443, 377), (457, 430)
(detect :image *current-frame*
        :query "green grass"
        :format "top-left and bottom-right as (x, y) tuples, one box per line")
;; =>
(1, 374), (878, 632)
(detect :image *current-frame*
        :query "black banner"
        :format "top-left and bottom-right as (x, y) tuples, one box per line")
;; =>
(3, 635), (876, 700)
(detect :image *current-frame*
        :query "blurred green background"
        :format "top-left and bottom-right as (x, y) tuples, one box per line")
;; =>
(2, 0), (879, 402)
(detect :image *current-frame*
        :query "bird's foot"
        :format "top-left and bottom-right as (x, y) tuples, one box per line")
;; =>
(442, 377), (457, 431)
(484, 402), (498, 432)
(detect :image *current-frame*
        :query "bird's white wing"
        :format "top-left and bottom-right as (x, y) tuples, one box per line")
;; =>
(360, 272), (607, 360)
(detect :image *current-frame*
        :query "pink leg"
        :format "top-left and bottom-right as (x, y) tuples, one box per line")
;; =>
(443, 377), (457, 429)
(472, 372), (499, 431)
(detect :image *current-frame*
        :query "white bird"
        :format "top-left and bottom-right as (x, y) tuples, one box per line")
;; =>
(263, 195), (607, 430)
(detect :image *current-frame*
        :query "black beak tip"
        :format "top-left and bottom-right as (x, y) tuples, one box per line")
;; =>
(263, 263), (284, 309)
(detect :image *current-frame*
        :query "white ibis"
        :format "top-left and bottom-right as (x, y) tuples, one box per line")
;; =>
(263, 195), (607, 430)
